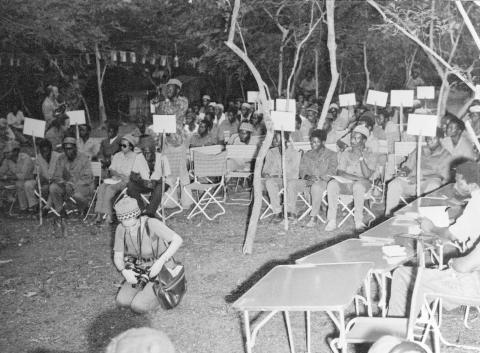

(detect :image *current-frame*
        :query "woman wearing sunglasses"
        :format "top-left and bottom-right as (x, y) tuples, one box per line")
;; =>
(92, 133), (138, 224)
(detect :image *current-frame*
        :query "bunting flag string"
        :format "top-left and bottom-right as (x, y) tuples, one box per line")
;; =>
(0, 49), (183, 69)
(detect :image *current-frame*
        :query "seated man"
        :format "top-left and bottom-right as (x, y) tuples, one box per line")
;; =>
(183, 112), (199, 147)
(288, 129), (337, 227)
(388, 161), (480, 317)
(24, 139), (60, 213)
(250, 111), (266, 136)
(227, 122), (260, 146)
(385, 128), (452, 215)
(77, 124), (100, 160)
(45, 116), (69, 151)
(326, 125), (377, 231)
(441, 116), (476, 162)
(189, 120), (217, 147)
(132, 115), (155, 140)
(216, 110), (239, 144)
(262, 131), (301, 223)
(127, 137), (171, 218)
(98, 121), (121, 170)
(0, 141), (35, 214)
(50, 137), (94, 219)
(94, 134), (138, 224)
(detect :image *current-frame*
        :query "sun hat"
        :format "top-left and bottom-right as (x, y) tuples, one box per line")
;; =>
(121, 134), (139, 147)
(62, 137), (77, 146)
(329, 103), (339, 110)
(166, 78), (182, 89)
(239, 122), (254, 132)
(114, 197), (141, 221)
(353, 125), (370, 138)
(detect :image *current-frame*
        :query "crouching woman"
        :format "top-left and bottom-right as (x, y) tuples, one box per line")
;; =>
(113, 197), (183, 313)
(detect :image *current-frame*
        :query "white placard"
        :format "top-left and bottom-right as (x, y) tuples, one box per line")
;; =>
(150, 103), (156, 114)
(247, 91), (259, 103)
(339, 93), (356, 107)
(23, 118), (45, 138)
(390, 90), (414, 107)
(417, 86), (435, 100)
(275, 99), (296, 114)
(475, 85), (480, 100)
(152, 115), (177, 134)
(271, 111), (295, 132)
(406, 114), (437, 137)
(366, 90), (388, 107)
(66, 110), (86, 125)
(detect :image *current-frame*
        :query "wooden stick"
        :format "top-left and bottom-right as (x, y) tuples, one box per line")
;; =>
(281, 128), (288, 231)
(160, 131), (166, 222)
(416, 135), (422, 198)
(314, 49), (319, 99)
(33, 135), (42, 225)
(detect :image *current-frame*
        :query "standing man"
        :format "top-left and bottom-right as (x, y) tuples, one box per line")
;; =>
(156, 79), (188, 132)
(50, 137), (93, 231)
(42, 85), (60, 129)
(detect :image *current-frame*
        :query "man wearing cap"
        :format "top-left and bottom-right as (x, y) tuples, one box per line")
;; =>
(156, 78), (188, 131)
(388, 161), (480, 317)
(385, 128), (452, 215)
(198, 94), (211, 120)
(227, 122), (259, 146)
(239, 103), (252, 122)
(0, 141), (35, 214)
(326, 125), (378, 231)
(50, 137), (94, 220)
(127, 137), (171, 218)
(214, 103), (226, 126)
(93, 134), (138, 224)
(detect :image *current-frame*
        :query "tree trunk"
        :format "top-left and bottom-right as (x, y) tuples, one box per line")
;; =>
(277, 36), (287, 96)
(318, 0), (339, 128)
(363, 42), (370, 102)
(290, 51), (305, 98)
(226, 0), (274, 254)
(95, 44), (107, 123)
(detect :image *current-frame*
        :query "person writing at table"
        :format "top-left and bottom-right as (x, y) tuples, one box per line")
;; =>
(388, 161), (480, 317)
(113, 196), (183, 313)
(325, 125), (378, 232)
(385, 128), (452, 216)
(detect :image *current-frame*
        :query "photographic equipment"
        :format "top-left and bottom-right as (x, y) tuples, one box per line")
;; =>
(125, 258), (152, 290)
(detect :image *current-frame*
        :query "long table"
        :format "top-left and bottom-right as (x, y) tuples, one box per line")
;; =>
(233, 263), (373, 353)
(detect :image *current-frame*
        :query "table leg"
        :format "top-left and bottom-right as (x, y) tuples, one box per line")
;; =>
(284, 311), (296, 353)
(306, 310), (311, 353)
(244, 311), (253, 353)
(326, 309), (346, 353)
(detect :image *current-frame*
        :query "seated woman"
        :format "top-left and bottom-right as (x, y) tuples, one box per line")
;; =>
(93, 134), (138, 224)
(113, 196), (183, 313)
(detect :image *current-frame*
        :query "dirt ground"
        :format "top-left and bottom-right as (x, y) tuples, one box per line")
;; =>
(1, 198), (479, 353)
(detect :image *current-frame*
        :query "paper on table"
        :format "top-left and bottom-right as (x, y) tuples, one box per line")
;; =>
(66, 110), (86, 125)
(390, 90), (414, 107)
(418, 206), (449, 227)
(104, 178), (121, 185)
(417, 86), (435, 100)
(271, 110), (295, 132)
(406, 114), (437, 137)
(366, 90), (388, 107)
(339, 93), (356, 107)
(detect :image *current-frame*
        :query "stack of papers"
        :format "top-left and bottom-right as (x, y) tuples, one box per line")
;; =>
(382, 245), (407, 257)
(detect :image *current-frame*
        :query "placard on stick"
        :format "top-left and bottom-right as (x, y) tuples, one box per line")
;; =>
(152, 115), (176, 134)
(390, 90), (414, 107)
(475, 85), (480, 100)
(275, 99), (296, 114)
(406, 114), (437, 137)
(339, 93), (356, 107)
(66, 110), (86, 125)
(271, 111), (295, 132)
(417, 86), (435, 100)
(247, 91), (259, 103)
(23, 118), (46, 138)
(366, 90), (388, 107)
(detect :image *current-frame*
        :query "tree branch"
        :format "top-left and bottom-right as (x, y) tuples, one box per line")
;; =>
(455, 0), (480, 52)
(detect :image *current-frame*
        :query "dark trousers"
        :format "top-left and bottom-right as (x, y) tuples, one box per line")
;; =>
(127, 180), (169, 216)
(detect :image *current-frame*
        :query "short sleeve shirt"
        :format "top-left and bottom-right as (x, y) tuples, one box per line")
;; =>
(337, 148), (377, 177)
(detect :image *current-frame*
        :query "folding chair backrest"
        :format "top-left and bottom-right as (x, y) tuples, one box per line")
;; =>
(406, 241), (425, 340)
(325, 143), (338, 152)
(91, 161), (102, 183)
(394, 141), (417, 157)
(292, 141), (311, 152)
(192, 151), (226, 178)
(378, 139), (389, 154)
(226, 145), (258, 160)
(190, 145), (224, 159)
(164, 145), (187, 178)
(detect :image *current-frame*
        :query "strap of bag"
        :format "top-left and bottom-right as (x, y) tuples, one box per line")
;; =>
(143, 217), (178, 266)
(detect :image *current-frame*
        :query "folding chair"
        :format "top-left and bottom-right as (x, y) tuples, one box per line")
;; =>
(335, 187), (377, 228)
(225, 144), (258, 205)
(83, 161), (103, 221)
(259, 179), (284, 220)
(296, 189), (327, 223)
(184, 151), (227, 220)
(0, 184), (17, 215)
(330, 243), (432, 353)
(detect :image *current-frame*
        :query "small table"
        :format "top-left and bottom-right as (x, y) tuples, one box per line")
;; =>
(297, 238), (414, 317)
(233, 263), (373, 353)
